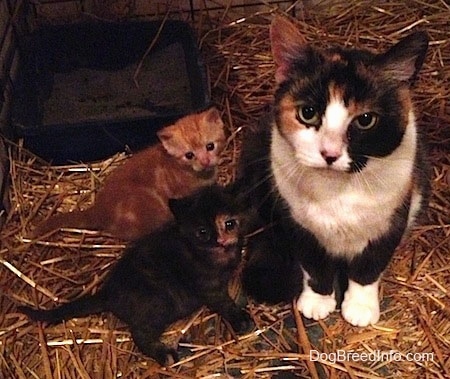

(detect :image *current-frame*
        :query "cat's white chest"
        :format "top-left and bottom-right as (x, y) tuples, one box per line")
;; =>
(271, 126), (415, 258)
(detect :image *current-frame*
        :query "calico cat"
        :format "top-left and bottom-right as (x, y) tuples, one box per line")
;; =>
(239, 16), (430, 327)
(19, 185), (250, 365)
(33, 107), (226, 240)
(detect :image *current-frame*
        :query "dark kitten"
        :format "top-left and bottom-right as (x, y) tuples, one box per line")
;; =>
(19, 185), (250, 365)
(239, 16), (430, 326)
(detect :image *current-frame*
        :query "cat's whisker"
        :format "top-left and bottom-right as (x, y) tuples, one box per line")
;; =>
(356, 154), (416, 164)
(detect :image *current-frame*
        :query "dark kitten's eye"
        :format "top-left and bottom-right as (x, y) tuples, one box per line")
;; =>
(185, 152), (195, 160)
(353, 113), (378, 130)
(206, 142), (215, 151)
(298, 105), (320, 126)
(224, 219), (238, 232)
(195, 226), (211, 242)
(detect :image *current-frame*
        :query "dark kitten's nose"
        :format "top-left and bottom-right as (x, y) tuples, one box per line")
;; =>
(321, 151), (340, 165)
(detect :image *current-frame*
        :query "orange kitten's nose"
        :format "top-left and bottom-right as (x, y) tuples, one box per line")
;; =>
(198, 155), (211, 168)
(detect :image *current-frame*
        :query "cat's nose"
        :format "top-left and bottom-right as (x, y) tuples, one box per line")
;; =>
(321, 151), (340, 165)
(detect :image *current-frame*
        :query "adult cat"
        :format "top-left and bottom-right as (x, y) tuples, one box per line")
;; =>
(240, 16), (430, 327)
(19, 185), (250, 365)
(33, 107), (226, 240)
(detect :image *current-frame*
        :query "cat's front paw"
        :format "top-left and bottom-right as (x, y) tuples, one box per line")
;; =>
(297, 288), (336, 320)
(341, 280), (380, 327)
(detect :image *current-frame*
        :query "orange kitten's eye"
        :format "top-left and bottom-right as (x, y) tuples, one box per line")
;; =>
(353, 113), (378, 130)
(185, 152), (195, 160)
(224, 219), (238, 232)
(206, 142), (215, 151)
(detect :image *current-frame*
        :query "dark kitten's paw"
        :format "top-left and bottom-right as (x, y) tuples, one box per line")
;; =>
(142, 342), (179, 366)
(155, 346), (179, 367)
(228, 309), (253, 333)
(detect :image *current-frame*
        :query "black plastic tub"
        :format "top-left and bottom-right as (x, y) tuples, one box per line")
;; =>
(11, 20), (210, 164)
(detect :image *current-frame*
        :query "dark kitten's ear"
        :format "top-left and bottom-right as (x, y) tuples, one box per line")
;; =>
(270, 16), (309, 83)
(375, 31), (429, 84)
(168, 197), (191, 219)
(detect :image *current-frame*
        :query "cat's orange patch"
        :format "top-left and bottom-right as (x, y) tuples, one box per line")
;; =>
(278, 94), (302, 135)
(397, 87), (413, 132)
(328, 82), (345, 103)
(328, 52), (348, 65)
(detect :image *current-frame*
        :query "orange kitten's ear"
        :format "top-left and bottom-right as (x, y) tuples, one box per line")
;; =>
(157, 125), (173, 143)
(157, 125), (178, 155)
(204, 107), (224, 128)
(270, 16), (309, 84)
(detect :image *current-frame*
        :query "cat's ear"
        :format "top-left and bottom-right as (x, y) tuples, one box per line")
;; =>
(270, 16), (309, 83)
(375, 32), (429, 83)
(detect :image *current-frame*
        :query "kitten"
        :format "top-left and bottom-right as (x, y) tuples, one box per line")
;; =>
(33, 107), (226, 240)
(19, 185), (250, 366)
(239, 16), (430, 326)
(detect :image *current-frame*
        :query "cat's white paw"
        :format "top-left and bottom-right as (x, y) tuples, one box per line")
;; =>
(341, 280), (380, 327)
(297, 288), (336, 320)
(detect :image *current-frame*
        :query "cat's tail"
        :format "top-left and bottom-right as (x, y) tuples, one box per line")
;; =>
(32, 207), (99, 237)
(18, 293), (108, 324)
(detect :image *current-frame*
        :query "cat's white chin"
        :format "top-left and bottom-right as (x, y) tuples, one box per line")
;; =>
(341, 280), (380, 327)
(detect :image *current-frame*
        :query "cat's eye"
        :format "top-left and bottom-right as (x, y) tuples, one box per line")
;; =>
(206, 142), (215, 151)
(298, 105), (321, 126)
(353, 113), (378, 130)
(224, 219), (238, 232)
(185, 152), (195, 160)
(195, 227), (211, 242)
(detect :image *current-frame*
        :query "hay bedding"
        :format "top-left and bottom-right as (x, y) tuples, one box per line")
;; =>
(1, 1), (449, 378)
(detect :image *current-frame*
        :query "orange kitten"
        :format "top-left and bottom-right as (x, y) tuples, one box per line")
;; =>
(33, 107), (226, 240)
